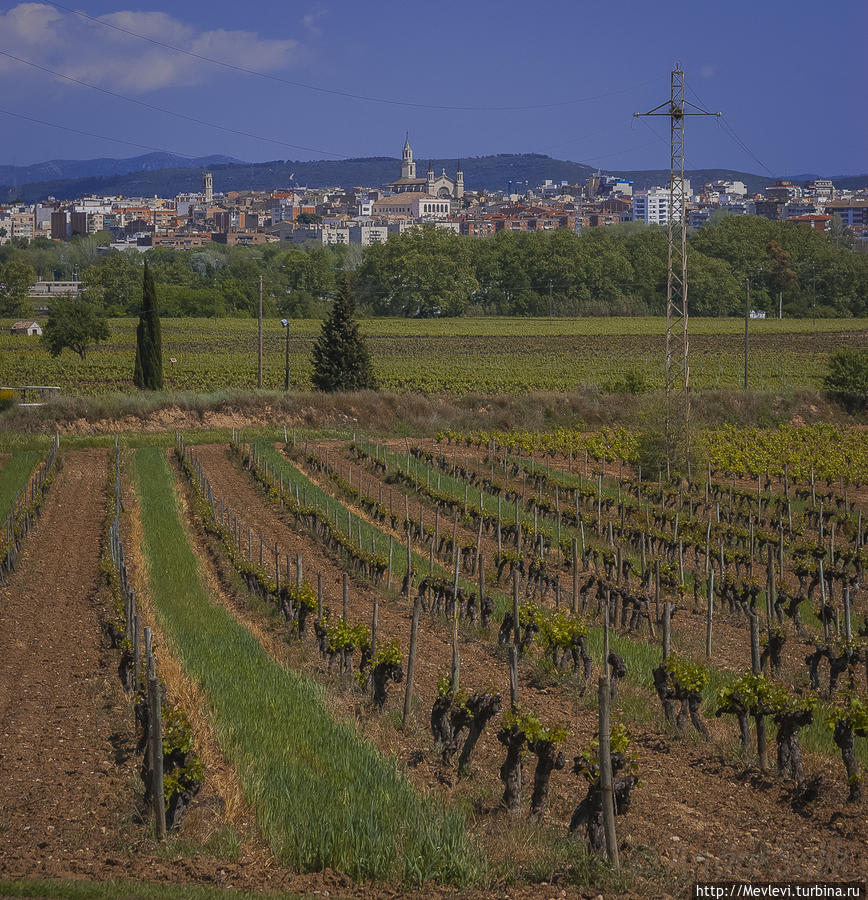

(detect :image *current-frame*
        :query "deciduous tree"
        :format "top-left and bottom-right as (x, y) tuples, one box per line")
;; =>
(40, 297), (109, 361)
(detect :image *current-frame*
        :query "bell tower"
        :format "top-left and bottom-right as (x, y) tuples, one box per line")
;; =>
(401, 133), (416, 179)
(455, 161), (464, 199)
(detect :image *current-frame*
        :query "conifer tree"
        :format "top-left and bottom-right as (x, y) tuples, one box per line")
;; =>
(134, 261), (163, 390)
(311, 277), (375, 392)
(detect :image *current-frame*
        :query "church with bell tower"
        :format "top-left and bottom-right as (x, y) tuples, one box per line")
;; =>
(386, 134), (464, 202)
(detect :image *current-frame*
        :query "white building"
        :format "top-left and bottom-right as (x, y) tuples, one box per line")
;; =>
(386, 135), (464, 202)
(371, 194), (451, 219)
(632, 189), (670, 225)
(707, 180), (747, 198)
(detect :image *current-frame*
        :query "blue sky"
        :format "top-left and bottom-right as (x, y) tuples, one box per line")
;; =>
(0, 0), (865, 176)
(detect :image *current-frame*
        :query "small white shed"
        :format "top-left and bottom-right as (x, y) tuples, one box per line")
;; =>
(10, 321), (43, 336)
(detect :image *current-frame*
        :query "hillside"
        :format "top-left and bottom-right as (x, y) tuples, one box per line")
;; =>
(1, 152), (865, 202)
(0, 153), (241, 193)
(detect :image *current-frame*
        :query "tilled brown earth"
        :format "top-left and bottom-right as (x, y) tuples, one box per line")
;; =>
(0, 449), (139, 878)
(192, 445), (868, 887)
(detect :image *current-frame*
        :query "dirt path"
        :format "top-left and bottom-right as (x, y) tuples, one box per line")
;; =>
(192, 444), (868, 886)
(0, 448), (140, 879)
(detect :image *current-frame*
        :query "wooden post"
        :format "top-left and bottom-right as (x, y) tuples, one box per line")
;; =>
(766, 545), (775, 635)
(705, 571), (714, 660)
(371, 594), (379, 658)
(386, 535), (393, 591)
(296, 554), (303, 588)
(478, 551), (485, 618)
(402, 596), (421, 726)
(144, 628), (166, 840)
(451, 550), (461, 693)
(596, 473), (602, 534)
(705, 520), (712, 576)
(512, 569), (520, 648)
(843, 584), (852, 643)
(572, 537), (579, 613)
(316, 572), (323, 620)
(818, 557), (828, 640)
(662, 601), (671, 662)
(598, 677), (620, 869)
(274, 542), (280, 590)
(405, 526), (413, 597)
(603, 591), (610, 681)
(342, 573), (349, 621)
(749, 611), (761, 675)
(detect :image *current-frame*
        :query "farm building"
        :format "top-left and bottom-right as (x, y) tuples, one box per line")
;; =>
(10, 320), (43, 336)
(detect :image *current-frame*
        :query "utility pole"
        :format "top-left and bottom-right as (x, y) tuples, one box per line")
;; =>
(635, 65), (719, 469)
(744, 268), (761, 392)
(257, 274), (263, 389)
(744, 276), (750, 391)
(282, 318), (291, 390)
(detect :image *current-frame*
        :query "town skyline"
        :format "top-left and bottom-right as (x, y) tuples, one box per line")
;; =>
(0, 0), (865, 175)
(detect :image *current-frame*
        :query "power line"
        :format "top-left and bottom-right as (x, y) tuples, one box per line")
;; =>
(580, 139), (662, 164)
(686, 81), (777, 178)
(0, 49), (347, 159)
(0, 105), (206, 159)
(42, 0), (654, 113)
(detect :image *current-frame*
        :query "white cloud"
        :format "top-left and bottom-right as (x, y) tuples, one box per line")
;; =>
(300, 6), (325, 37)
(0, 2), (300, 93)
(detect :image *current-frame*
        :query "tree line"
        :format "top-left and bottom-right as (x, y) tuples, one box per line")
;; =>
(1, 214), (865, 319)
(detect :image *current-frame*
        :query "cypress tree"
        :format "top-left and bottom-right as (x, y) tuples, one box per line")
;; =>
(134, 261), (163, 390)
(311, 278), (375, 392)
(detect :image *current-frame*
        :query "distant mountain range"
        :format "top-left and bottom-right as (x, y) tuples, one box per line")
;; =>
(0, 152), (865, 203)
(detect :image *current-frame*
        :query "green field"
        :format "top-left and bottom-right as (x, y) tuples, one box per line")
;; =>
(2, 316), (865, 396)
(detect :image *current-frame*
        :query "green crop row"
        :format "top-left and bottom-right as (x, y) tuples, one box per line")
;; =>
(0, 451), (41, 513)
(130, 446), (482, 885)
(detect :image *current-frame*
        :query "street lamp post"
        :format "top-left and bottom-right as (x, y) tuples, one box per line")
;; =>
(743, 267), (762, 393)
(256, 274), (264, 388)
(281, 318), (291, 390)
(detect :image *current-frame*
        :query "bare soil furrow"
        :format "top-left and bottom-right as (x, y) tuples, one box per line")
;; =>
(0, 448), (139, 877)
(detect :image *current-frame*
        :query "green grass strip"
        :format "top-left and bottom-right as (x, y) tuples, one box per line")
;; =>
(131, 447), (483, 886)
(253, 441), (414, 579)
(0, 450), (40, 512)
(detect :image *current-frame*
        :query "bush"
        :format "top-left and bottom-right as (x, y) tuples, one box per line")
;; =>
(607, 367), (650, 395)
(824, 348), (868, 413)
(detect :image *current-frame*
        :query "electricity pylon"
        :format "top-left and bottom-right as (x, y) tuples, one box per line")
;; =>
(635, 64), (719, 472)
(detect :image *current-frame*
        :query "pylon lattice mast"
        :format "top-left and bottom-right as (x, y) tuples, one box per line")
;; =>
(635, 64), (719, 468)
